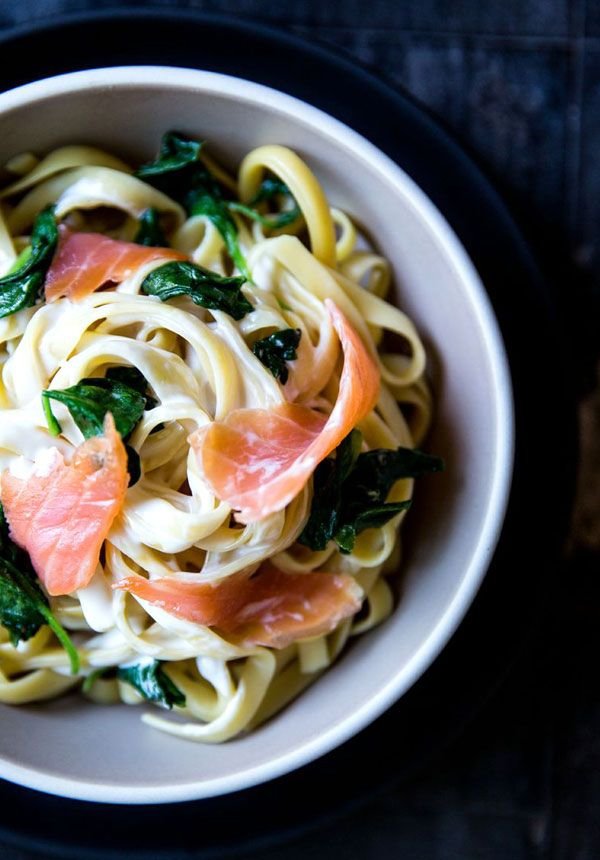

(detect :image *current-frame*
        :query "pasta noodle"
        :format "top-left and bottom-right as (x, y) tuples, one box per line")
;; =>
(0, 136), (434, 743)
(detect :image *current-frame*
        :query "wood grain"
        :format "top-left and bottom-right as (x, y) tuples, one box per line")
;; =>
(0, 3), (596, 859)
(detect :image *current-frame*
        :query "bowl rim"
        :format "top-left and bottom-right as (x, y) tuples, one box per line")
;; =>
(0, 65), (515, 804)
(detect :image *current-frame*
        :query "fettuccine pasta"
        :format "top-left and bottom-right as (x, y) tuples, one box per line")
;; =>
(0, 135), (436, 743)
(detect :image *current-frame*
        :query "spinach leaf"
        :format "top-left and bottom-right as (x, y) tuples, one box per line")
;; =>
(298, 430), (362, 551)
(117, 659), (186, 709)
(299, 436), (444, 554)
(333, 501), (413, 554)
(142, 260), (253, 320)
(228, 177), (301, 230)
(0, 555), (46, 645)
(136, 131), (204, 192)
(136, 132), (250, 280)
(42, 379), (146, 441)
(105, 367), (162, 435)
(0, 504), (79, 672)
(228, 201), (300, 230)
(342, 447), (445, 507)
(0, 503), (23, 567)
(6, 245), (32, 275)
(134, 208), (168, 248)
(41, 393), (62, 437)
(252, 328), (301, 384)
(333, 447), (443, 552)
(41, 373), (150, 486)
(0, 207), (58, 319)
(251, 177), (291, 204)
(105, 366), (158, 411)
(188, 192), (250, 280)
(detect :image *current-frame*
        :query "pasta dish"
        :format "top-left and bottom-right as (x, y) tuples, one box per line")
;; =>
(0, 133), (441, 742)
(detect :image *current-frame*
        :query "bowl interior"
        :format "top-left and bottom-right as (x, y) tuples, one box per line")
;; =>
(0, 67), (512, 803)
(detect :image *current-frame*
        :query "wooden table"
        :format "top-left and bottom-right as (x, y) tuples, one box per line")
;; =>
(0, 2), (597, 858)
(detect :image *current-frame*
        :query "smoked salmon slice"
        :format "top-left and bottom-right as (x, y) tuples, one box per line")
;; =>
(189, 300), (380, 523)
(1, 414), (128, 596)
(45, 226), (185, 302)
(114, 564), (363, 648)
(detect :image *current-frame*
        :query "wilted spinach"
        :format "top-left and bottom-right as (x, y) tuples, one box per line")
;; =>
(252, 328), (301, 384)
(136, 132), (250, 280)
(0, 504), (79, 672)
(134, 208), (168, 247)
(229, 177), (301, 229)
(142, 260), (253, 320)
(299, 433), (444, 553)
(41, 370), (154, 485)
(0, 207), (58, 319)
(117, 659), (186, 709)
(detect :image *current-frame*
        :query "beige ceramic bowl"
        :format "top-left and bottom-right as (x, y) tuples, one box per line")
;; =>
(0, 66), (513, 803)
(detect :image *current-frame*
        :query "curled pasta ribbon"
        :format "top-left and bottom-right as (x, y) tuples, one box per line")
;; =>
(0, 145), (133, 199)
(238, 144), (337, 267)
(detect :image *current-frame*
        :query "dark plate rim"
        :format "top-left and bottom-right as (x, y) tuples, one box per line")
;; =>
(0, 7), (577, 857)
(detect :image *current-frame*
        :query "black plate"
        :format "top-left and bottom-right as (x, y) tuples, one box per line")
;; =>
(0, 10), (577, 860)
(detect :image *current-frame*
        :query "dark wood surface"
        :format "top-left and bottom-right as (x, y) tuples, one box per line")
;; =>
(0, 2), (597, 859)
